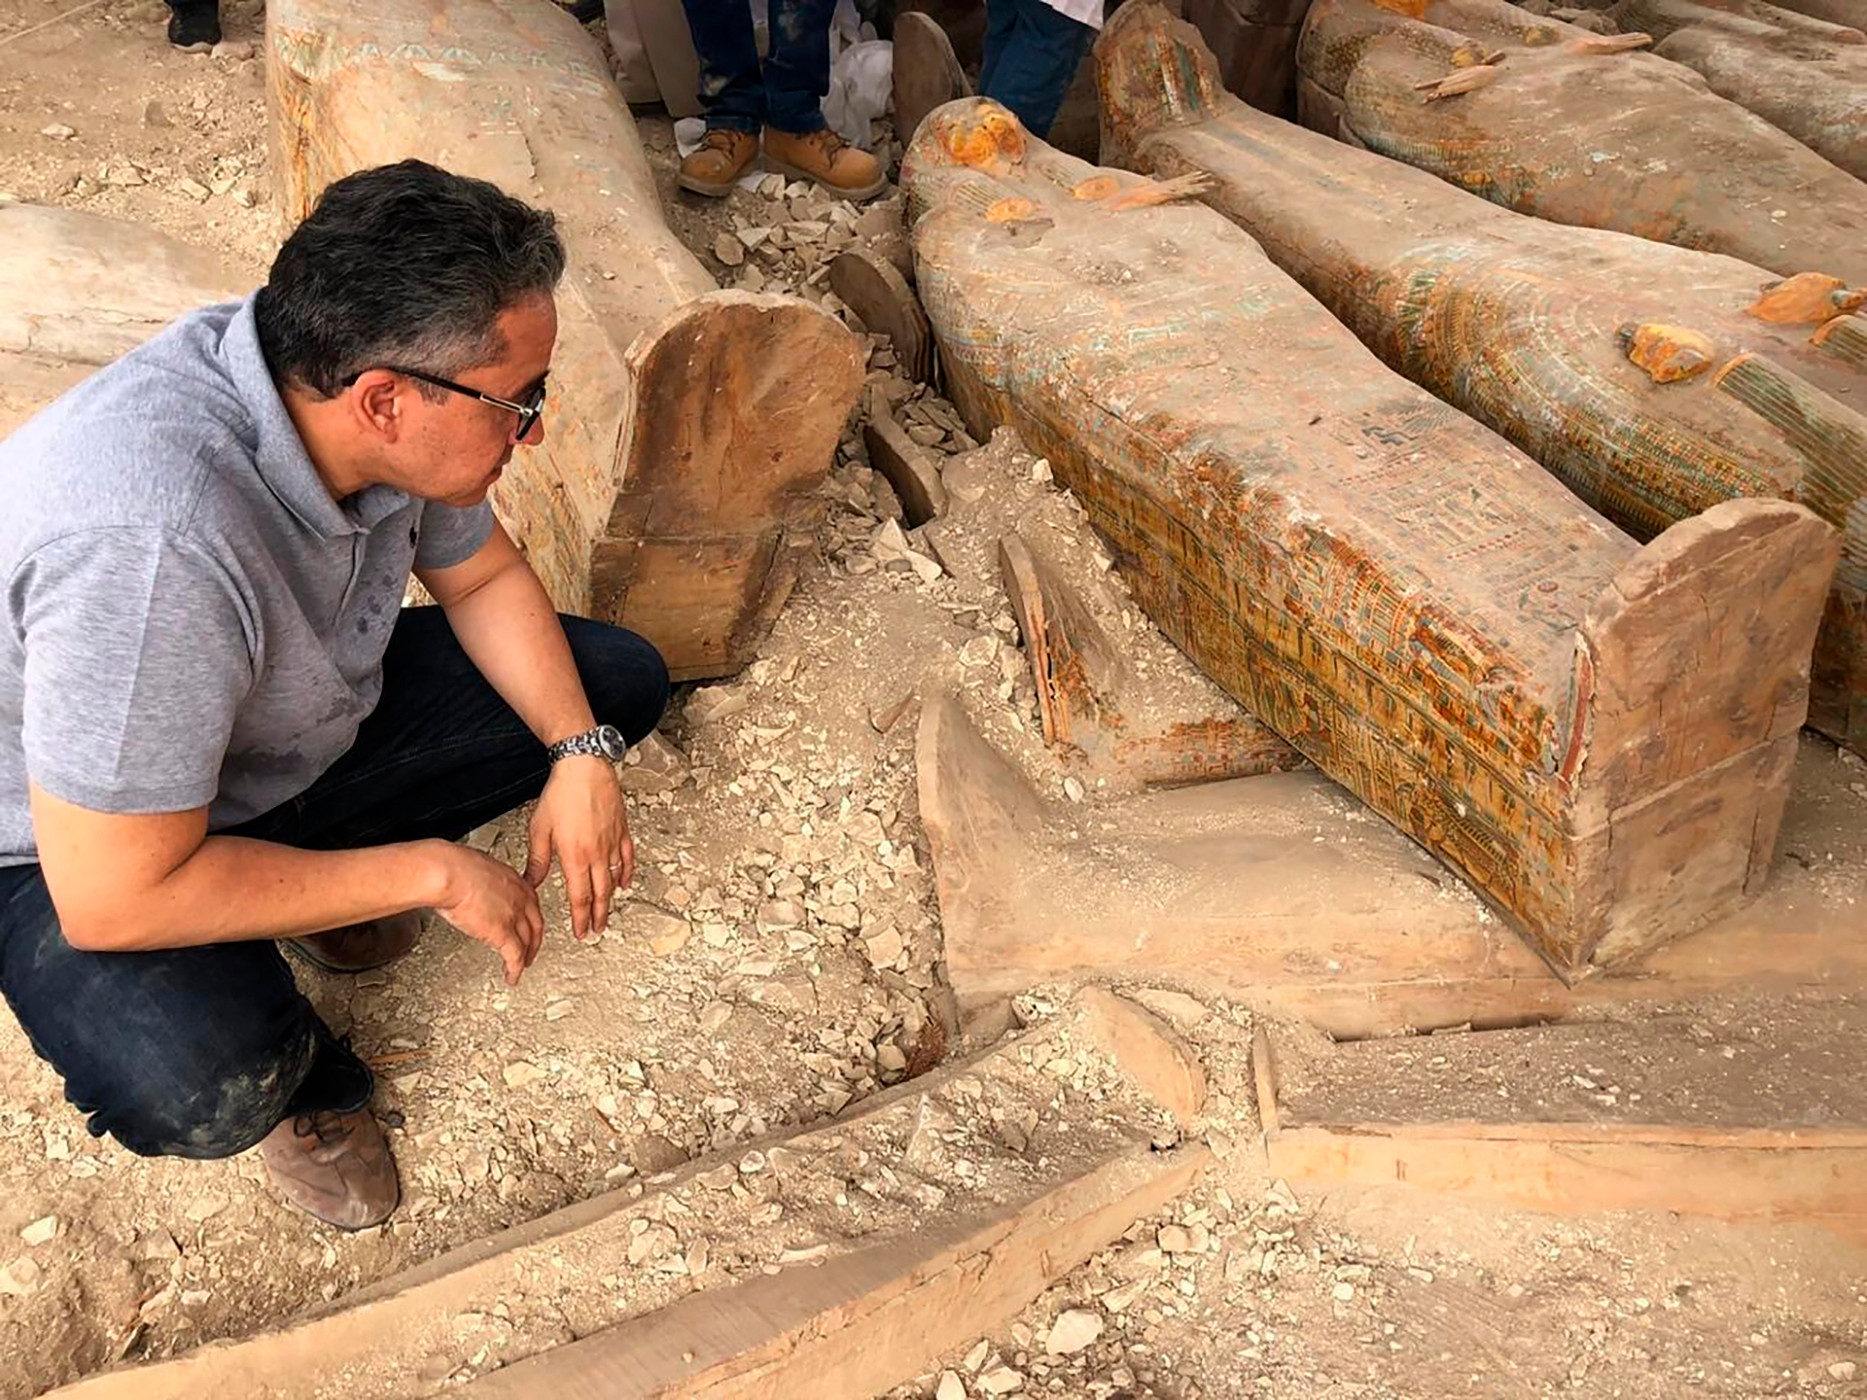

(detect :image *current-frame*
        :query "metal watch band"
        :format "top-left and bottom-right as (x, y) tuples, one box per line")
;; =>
(547, 725), (623, 763)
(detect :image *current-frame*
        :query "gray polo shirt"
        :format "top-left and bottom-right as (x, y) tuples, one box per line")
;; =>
(0, 295), (493, 866)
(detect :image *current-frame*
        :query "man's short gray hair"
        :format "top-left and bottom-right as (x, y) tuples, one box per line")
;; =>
(255, 159), (566, 400)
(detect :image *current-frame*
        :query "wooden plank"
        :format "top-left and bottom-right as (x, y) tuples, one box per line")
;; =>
(266, 0), (861, 680)
(0, 204), (243, 440)
(1250, 1025), (1280, 1137)
(1290, 0), (1867, 282)
(50, 993), (1207, 1400)
(903, 100), (1837, 979)
(830, 248), (935, 383)
(1268, 1001), (1867, 1135)
(918, 695), (1867, 1041)
(1258, 1011), (1867, 1241)
(863, 412), (949, 526)
(462, 1146), (1211, 1398)
(1265, 1132), (1867, 1243)
(1074, 986), (1207, 1129)
(916, 693), (1504, 1015)
(1096, 0), (1867, 755)
(1277, 1121), (1867, 1148)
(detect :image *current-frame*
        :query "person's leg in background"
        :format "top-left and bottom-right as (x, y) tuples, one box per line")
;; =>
(677, 0), (769, 194)
(164, 0), (220, 49)
(757, 0), (837, 134)
(978, 0), (1095, 138)
(0, 610), (668, 1229)
(759, 0), (890, 198)
(979, 0), (1020, 97)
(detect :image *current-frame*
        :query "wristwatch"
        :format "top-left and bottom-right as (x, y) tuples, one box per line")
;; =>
(547, 724), (629, 764)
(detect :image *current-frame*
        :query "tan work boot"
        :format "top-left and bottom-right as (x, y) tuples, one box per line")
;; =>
(763, 127), (888, 201)
(259, 1107), (400, 1230)
(290, 910), (424, 974)
(679, 128), (760, 197)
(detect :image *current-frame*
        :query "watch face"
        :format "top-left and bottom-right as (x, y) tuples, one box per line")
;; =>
(596, 724), (628, 760)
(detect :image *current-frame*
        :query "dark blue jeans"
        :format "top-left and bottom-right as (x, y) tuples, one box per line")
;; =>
(0, 608), (669, 1161)
(680, 0), (837, 134)
(979, 0), (1095, 139)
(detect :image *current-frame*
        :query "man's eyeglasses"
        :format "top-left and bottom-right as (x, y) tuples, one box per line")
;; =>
(349, 365), (548, 441)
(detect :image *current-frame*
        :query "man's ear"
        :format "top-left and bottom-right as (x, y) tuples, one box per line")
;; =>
(348, 369), (405, 442)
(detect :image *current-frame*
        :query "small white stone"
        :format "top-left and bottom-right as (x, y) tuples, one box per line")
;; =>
(1264, 1179), (1301, 1213)
(1044, 1308), (1103, 1355)
(0, 1258), (41, 1296)
(863, 925), (906, 970)
(1830, 1362), (1859, 1382)
(1333, 1281), (1356, 1302)
(957, 635), (999, 668)
(626, 1225), (675, 1264)
(1157, 1224), (1193, 1254)
(39, 124), (75, 140)
(979, 1365), (1024, 1396)
(937, 1370), (968, 1400)
(757, 899), (803, 929)
(184, 1195), (227, 1223)
(502, 1061), (546, 1088)
(19, 1216), (57, 1247)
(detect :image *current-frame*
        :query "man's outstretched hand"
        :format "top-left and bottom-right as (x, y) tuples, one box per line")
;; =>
(525, 755), (633, 942)
(431, 843), (545, 986)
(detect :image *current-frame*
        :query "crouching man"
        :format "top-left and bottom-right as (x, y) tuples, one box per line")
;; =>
(0, 160), (670, 1229)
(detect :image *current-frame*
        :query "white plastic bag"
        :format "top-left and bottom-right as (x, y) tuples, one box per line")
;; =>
(824, 37), (893, 148)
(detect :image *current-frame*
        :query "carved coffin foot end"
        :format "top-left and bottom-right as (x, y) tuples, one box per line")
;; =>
(591, 291), (862, 681)
(1564, 498), (1839, 973)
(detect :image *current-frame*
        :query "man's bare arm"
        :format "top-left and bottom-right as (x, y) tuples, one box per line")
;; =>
(29, 784), (545, 983)
(417, 522), (636, 940)
(416, 522), (596, 747)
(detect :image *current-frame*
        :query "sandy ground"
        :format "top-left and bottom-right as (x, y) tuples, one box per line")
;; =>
(0, 0), (1864, 1396)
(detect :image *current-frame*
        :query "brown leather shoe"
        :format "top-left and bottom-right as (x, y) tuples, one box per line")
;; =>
(679, 127), (760, 197)
(762, 126), (888, 201)
(258, 1107), (400, 1230)
(290, 911), (424, 973)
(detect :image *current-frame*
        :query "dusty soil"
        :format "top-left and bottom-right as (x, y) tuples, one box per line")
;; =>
(0, 1), (1864, 1397)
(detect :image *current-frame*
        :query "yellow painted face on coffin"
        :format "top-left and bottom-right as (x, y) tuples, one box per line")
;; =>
(943, 105), (1028, 171)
